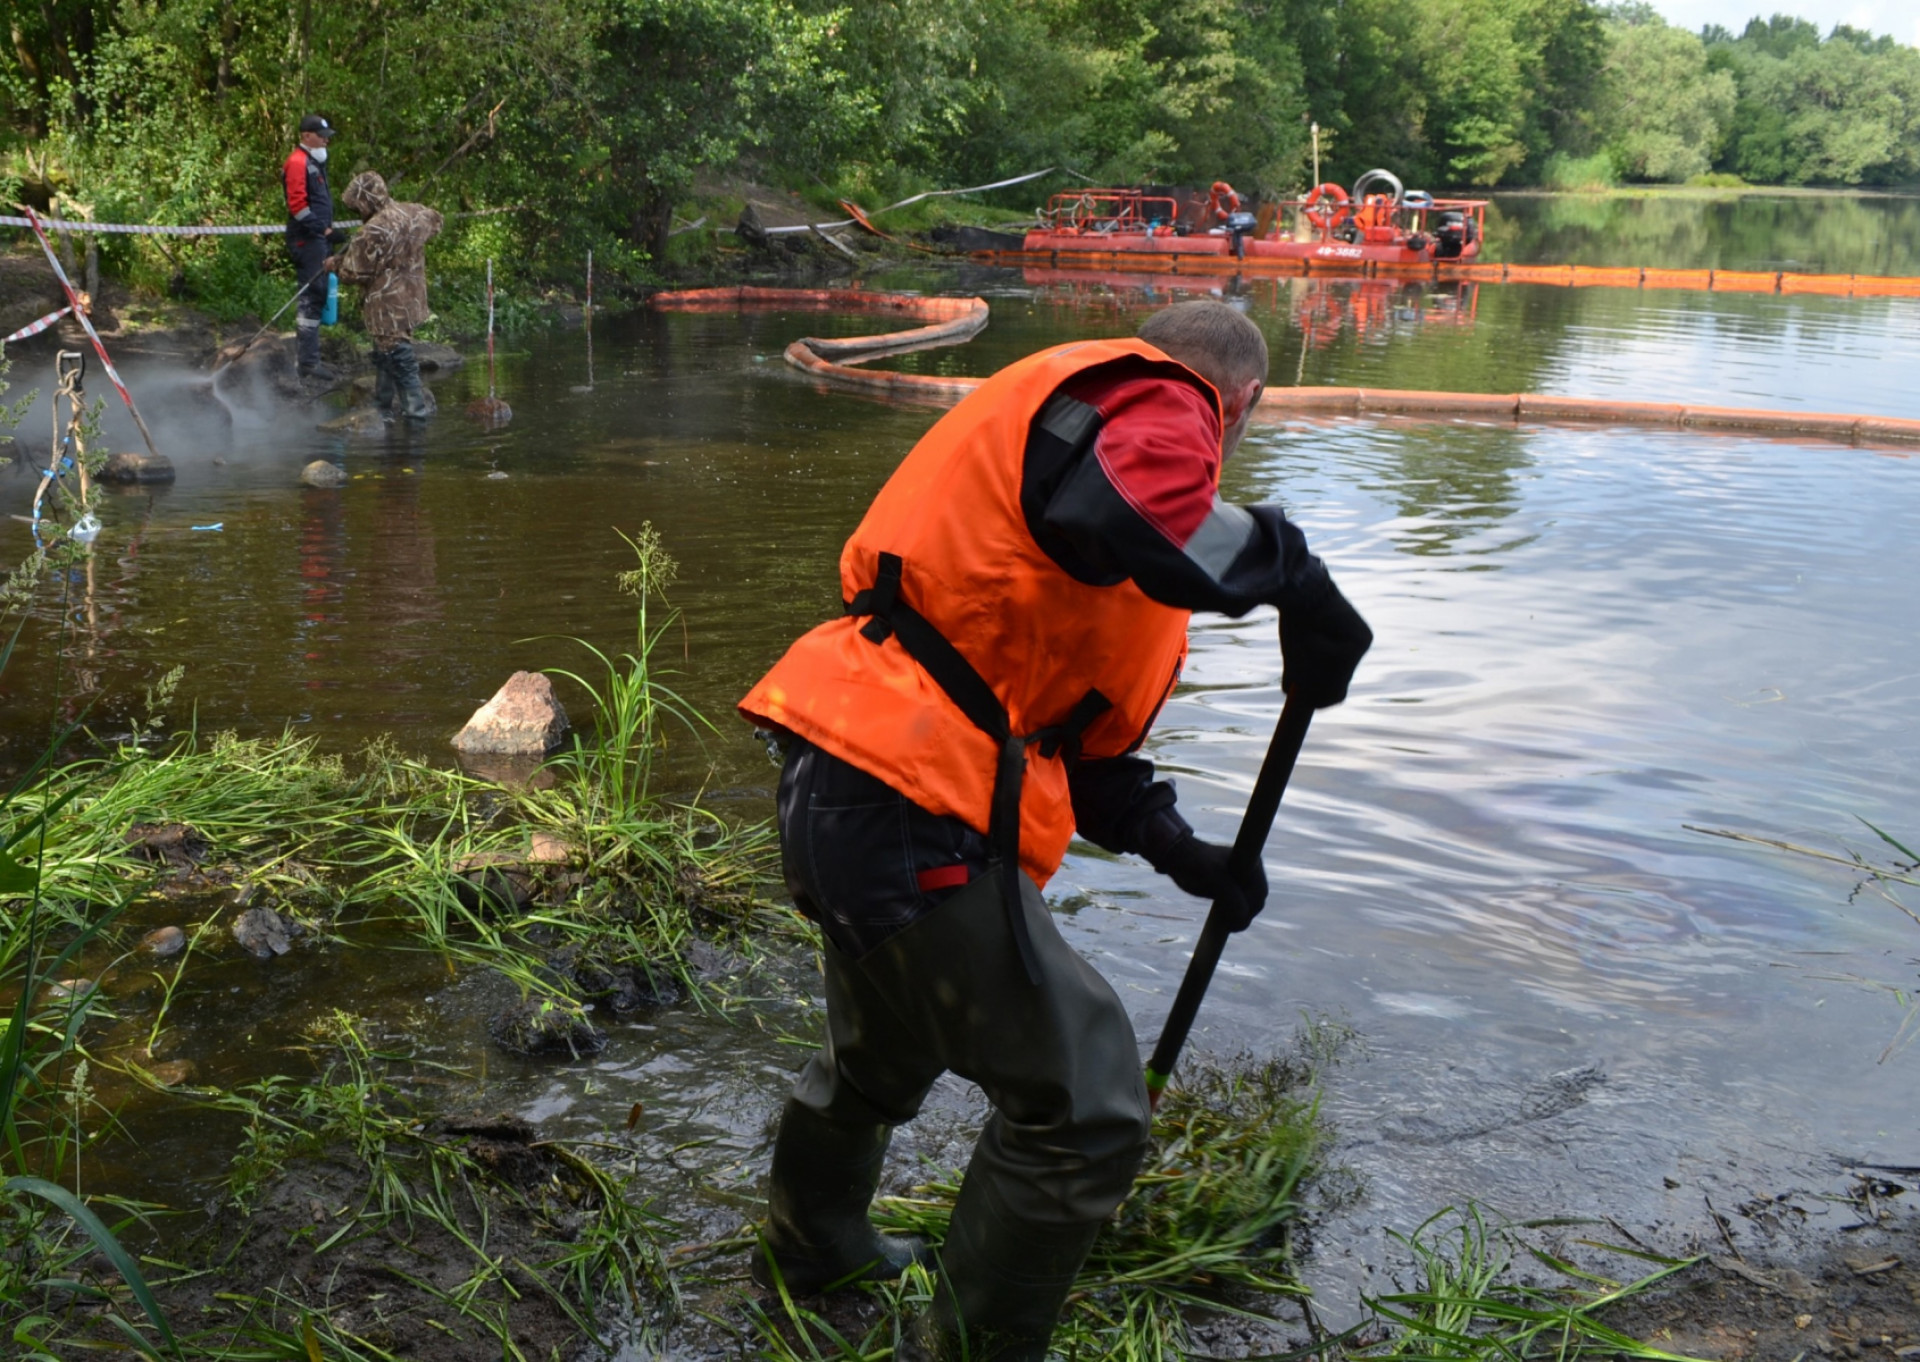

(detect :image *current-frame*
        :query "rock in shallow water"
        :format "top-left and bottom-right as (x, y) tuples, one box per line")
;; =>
(487, 997), (606, 1058)
(452, 670), (569, 755)
(97, 451), (176, 484)
(412, 342), (464, 372)
(546, 944), (684, 1014)
(232, 906), (302, 959)
(141, 925), (187, 957)
(125, 821), (209, 869)
(143, 1059), (195, 1086)
(300, 459), (348, 488)
(316, 406), (389, 435)
(467, 395), (512, 429)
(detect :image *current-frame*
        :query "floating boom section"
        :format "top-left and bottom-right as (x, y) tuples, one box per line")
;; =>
(652, 286), (987, 398)
(648, 287), (1920, 447)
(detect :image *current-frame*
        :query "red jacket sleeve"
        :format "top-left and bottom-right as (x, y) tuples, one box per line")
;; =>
(284, 149), (310, 219)
(1076, 372), (1221, 549)
(1041, 362), (1333, 617)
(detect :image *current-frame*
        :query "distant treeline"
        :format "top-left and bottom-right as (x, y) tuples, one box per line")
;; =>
(0, 1), (1914, 294)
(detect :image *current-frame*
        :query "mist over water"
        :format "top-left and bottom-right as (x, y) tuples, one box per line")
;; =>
(2, 196), (1916, 1308)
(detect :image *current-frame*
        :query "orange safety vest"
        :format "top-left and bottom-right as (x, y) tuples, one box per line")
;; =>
(740, 337), (1220, 976)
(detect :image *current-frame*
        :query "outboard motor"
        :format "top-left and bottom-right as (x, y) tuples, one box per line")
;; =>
(1435, 210), (1471, 259)
(1225, 209), (1257, 260)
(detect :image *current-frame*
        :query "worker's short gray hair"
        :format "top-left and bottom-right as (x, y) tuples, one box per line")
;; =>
(1137, 301), (1269, 396)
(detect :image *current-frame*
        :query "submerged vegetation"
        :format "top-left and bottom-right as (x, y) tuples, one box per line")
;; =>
(1691, 819), (1920, 1063)
(0, 519), (778, 1354)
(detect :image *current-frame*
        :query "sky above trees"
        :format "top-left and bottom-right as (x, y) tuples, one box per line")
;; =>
(1657, 1), (1918, 46)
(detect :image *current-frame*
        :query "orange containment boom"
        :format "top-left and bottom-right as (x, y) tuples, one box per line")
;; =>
(648, 287), (1920, 448)
(651, 285), (987, 398)
(1258, 387), (1920, 446)
(971, 252), (1920, 298)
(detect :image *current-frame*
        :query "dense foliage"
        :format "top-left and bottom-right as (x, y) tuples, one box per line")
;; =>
(0, 0), (1914, 306)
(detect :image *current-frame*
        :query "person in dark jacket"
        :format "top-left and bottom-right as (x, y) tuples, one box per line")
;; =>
(739, 302), (1373, 1358)
(282, 114), (341, 381)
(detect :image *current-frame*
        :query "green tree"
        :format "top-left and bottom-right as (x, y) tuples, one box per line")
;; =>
(1710, 19), (1920, 185)
(1597, 10), (1735, 181)
(585, 0), (869, 256)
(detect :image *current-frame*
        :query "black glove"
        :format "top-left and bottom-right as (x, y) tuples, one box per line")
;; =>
(1280, 582), (1373, 708)
(1151, 831), (1268, 932)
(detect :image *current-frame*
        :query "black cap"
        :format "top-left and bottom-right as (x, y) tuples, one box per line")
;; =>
(298, 115), (335, 137)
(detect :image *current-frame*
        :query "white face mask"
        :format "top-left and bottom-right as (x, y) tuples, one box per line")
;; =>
(308, 144), (328, 164)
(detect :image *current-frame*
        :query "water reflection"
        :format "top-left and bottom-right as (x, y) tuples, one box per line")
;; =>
(1287, 279), (1479, 353)
(1342, 424), (1536, 560)
(1488, 191), (1920, 276)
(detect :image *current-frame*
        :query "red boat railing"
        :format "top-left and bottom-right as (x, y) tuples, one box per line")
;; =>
(1039, 190), (1182, 236)
(1030, 175), (1489, 256)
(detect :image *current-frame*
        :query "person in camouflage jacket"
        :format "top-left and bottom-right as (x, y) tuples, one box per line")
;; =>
(328, 171), (444, 419)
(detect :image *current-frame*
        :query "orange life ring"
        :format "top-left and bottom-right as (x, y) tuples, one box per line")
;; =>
(1303, 182), (1349, 230)
(1205, 180), (1242, 223)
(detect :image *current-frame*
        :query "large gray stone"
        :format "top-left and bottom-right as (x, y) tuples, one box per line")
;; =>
(452, 671), (569, 755)
(97, 451), (175, 484)
(413, 342), (464, 372)
(209, 333), (305, 403)
(232, 907), (301, 959)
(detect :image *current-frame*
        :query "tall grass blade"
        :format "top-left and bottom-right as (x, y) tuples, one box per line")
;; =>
(5, 1175), (178, 1355)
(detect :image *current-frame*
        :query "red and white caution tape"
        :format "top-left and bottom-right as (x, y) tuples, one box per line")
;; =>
(3, 303), (74, 344)
(23, 206), (163, 460)
(0, 203), (522, 237)
(0, 216), (329, 236)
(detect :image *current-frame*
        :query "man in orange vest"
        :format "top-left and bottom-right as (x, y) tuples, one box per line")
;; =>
(740, 302), (1371, 1357)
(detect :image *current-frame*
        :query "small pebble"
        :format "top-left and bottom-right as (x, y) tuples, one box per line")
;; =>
(142, 925), (187, 957)
(486, 470), (508, 480)
(45, 978), (94, 1000)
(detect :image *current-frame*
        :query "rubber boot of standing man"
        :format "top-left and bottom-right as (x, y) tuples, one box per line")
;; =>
(282, 114), (343, 383)
(327, 172), (444, 421)
(739, 301), (1373, 1358)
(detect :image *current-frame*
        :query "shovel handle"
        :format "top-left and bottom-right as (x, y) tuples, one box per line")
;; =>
(1144, 693), (1315, 1107)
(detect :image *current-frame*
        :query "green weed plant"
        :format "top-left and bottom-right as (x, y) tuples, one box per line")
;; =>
(1363, 1204), (1709, 1361)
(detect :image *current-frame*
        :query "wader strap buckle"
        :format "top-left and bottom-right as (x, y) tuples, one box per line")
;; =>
(845, 552), (1112, 987)
(847, 552), (903, 644)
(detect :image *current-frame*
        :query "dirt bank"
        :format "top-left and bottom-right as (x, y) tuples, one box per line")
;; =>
(1601, 1177), (1919, 1360)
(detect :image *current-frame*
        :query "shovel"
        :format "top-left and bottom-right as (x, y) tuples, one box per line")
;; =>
(1144, 692), (1315, 1108)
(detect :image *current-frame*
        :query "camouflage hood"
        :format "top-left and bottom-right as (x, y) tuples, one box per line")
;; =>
(341, 171), (392, 217)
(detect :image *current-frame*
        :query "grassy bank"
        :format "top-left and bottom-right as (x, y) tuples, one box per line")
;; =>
(0, 516), (1790, 1359)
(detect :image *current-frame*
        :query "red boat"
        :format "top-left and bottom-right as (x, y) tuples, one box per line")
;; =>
(1019, 170), (1487, 267)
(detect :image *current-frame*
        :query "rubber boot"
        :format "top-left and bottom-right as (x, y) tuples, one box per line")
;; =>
(752, 1098), (926, 1295)
(912, 1171), (1103, 1361)
(390, 340), (432, 419)
(296, 319), (336, 382)
(370, 347), (398, 412)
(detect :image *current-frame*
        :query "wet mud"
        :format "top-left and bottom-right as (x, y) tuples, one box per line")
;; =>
(142, 1123), (591, 1361)
(1602, 1191), (1920, 1360)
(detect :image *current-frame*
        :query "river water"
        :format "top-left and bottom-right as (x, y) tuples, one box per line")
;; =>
(1, 192), (1916, 1319)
